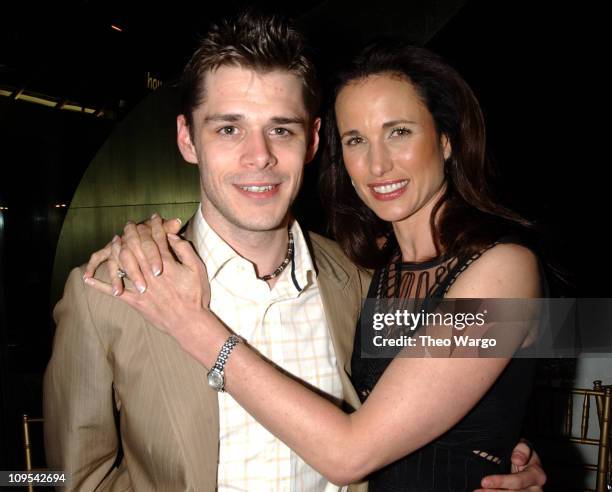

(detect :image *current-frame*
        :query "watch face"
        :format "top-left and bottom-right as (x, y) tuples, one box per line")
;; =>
(208, 370), (224, 390)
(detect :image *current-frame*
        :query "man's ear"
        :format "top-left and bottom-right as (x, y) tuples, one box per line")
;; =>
(305, 117), (321, 164)
(177, 114), (198, 165)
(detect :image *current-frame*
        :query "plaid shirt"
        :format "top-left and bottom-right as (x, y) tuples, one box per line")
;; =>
(193, 207), (345, 492)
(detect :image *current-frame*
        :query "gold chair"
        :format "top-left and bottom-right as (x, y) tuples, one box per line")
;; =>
(528, 380), (611, 492)
(22, 414), (46, 492)
(592, 381), (612, 491)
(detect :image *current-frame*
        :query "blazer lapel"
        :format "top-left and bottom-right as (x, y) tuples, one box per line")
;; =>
(142, 327), (219, 489)
(309, 235), (370, 492)
(310, 238), (363, 411)
(142, 215), (220, 489)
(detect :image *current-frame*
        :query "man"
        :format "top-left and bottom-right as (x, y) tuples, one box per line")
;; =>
(44, 12), (545, 492)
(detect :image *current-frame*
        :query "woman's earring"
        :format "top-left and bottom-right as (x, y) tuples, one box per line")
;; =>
(350, 178), (355, 187)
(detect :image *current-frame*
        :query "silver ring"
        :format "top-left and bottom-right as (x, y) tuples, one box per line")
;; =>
(117, 268), (127, 279)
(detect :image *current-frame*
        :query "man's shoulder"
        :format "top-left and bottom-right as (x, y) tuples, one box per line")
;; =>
(305, 231), (342, 254)
(63, 262), (116, 303)
(304, 231), (372, 284)
(56, 264), (140, 332)
(305, 231), (350, 267)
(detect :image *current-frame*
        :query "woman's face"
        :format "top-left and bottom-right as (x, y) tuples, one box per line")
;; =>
(335, 73), (450, 225)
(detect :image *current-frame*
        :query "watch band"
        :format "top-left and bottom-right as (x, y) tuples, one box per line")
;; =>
(207, 335), (241, 392)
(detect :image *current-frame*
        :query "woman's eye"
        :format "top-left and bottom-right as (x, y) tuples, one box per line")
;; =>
(390, 127), (411, 137)
(345, 136), (363, 146)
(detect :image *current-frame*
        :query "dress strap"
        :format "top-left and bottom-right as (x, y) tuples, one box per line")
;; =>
(441, 241), (501, 296)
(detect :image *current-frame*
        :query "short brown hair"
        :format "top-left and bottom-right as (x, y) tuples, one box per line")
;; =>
(180, 11), (320, 132)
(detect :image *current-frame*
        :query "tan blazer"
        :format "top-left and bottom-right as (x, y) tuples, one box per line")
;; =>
(44, 222), (371, 492)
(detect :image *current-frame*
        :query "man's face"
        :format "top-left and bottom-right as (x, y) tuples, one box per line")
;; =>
(177, 66), (320, 235)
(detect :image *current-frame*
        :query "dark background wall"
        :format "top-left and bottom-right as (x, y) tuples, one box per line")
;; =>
(0, 0), (601, 471)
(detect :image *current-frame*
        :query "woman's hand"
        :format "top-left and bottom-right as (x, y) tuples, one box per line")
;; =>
(83, 214), (183, 296)
(84, 218), (217, 352)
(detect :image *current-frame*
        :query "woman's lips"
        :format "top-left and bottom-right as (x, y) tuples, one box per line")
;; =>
(368, 179), (408, 201)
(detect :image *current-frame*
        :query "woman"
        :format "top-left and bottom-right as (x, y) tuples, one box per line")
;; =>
(85, 42), (543, 490)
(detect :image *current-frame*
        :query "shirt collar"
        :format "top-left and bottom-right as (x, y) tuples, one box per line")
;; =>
(192, 205), (316, 293)
(193, 205), (242, 281)
(288, 219), (317, 292)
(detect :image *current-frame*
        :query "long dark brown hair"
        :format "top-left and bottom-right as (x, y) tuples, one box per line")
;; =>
(320, 40), (533, 269)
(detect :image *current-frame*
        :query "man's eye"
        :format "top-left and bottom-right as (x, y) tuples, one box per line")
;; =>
(218, 126), (238, 136)
(272, 128), (291, 136)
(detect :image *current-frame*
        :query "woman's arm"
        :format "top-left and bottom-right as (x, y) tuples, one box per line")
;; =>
(86, 225), (541, 485)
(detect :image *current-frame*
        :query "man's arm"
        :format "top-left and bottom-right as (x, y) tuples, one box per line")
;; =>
(44, 267), (124, 491)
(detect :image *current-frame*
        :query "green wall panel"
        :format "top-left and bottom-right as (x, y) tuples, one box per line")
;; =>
(51, 88), (200, 305)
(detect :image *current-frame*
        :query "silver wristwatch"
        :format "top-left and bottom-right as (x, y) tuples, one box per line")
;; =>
(207, 335), (241, 392)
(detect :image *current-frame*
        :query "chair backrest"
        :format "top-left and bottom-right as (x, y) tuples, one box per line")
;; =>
(592, 382), (611, 492)
(526, 380), (611, 492)
(22, 414), (45, 492)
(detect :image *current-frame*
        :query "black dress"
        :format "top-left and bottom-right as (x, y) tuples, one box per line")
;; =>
(350, 243), (536, 492)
